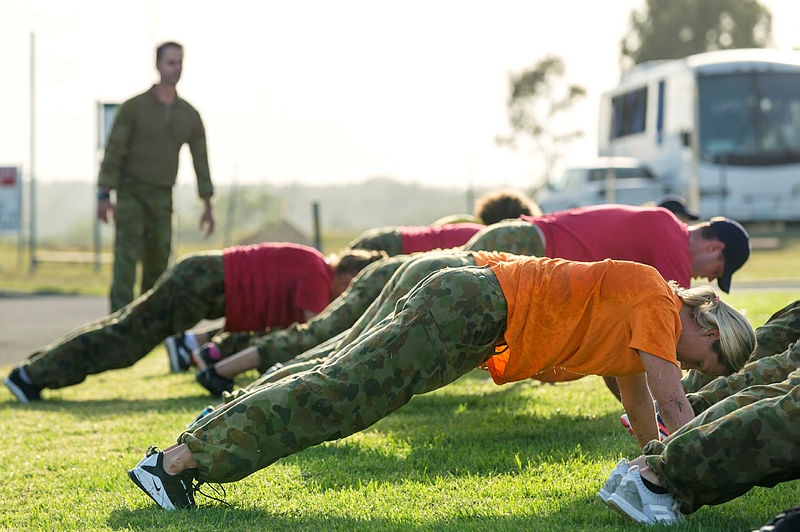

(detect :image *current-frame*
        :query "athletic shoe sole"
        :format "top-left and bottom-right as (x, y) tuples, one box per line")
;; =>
(606, 491), (650, 523)
(128, 467), (176, 510)
(3, 375), (38, 403)
(165, 336), (190, 373)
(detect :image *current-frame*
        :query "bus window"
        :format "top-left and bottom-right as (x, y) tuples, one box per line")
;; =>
(698, 71), (800, 165)
(610, 86), (648, 139)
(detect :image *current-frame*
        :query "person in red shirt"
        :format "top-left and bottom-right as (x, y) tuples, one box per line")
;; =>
(346, 222), (485, 256)
(346, 188), (541, 256)
(127, 256), (755, 510)
(3, 243), (385, 403)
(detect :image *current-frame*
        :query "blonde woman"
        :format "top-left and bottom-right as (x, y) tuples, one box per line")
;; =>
(128, 255), (755, 510)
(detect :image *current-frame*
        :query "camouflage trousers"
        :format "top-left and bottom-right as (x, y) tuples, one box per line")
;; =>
(346, 227), (404, 256)
(645, 371), (800, 514)
(462, 219), (545, 256)
(24, 252), (226, 389)
(180, 265), (508, 483)
(239, 250), (482, 391)
(111, 182), (174, 312)
(193, 255), (408, 369)
(643, 299), (800, 514)
(245, 254), (409, 372)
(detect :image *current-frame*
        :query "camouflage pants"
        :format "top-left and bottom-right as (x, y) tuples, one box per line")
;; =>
(645, 372), (800, 514)
(240, 255), (409, 372)
(346, 227), (404, 256)
(180, 265), (508, 483)
(462, 219), (545, 256)
(682, 299), (800, 397)
(643, 299), (800, 514)
(24, 252), (226, 389)
(111, 182), (174, 312)
(242, 250), (481, 390)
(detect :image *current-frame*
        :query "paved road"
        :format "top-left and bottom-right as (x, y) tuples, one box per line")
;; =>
(0, 292), (224, 368)
(2, 280), (800, 368)
(0, 293), (108, 367)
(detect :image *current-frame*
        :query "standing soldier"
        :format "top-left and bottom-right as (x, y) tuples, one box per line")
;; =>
(98, 41), (215, 311)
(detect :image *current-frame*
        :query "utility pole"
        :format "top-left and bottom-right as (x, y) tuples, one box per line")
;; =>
(28, 31), (37, 273)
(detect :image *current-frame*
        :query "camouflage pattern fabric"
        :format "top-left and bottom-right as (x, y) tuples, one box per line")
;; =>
(346, 227), (404, 256)
(24, 252), (226, 388)
(682, 299), (800, 397)
(462, 219), (545, 256)
(208, 330), (255, 356)
(644, 373), (800, 514)
(111, 182), (174, 311)
(641, 299), (800, 514)
(180, 266), (507, 483)
(241, 251), (481, 387)
(245, 255), (410, 372)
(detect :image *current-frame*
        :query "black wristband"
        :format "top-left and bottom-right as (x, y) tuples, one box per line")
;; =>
(98, 190), (111, 201)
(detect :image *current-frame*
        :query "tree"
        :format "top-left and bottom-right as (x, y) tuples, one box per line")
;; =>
(496, 56), (586, 187)
(621, 0), (773, 69)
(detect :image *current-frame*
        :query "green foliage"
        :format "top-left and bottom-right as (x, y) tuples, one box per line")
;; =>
(497, 56), (586, 185)
(621, 0), (773, 69)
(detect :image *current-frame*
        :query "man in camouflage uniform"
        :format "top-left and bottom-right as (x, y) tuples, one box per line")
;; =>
(98, 41), (215, 312)
(2, 246), (384, 402)
(600, 299), (800, 521)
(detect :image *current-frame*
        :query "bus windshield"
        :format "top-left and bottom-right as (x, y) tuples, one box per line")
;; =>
(697, 71), (800, 166)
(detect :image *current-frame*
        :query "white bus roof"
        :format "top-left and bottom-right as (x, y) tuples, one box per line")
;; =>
(616, 48), (800, 87)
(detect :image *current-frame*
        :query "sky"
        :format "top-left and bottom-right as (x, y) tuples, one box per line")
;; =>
(2, 0), (800, 191)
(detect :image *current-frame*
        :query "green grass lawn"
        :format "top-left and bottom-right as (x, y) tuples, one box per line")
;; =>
(2, 290), (800, 531)
(2, 234), (800, 530)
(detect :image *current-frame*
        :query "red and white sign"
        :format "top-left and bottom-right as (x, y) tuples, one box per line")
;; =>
(0, 166), (21, 232)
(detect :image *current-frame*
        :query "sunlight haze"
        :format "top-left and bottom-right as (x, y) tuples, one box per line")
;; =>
(2, 0), (799, 191)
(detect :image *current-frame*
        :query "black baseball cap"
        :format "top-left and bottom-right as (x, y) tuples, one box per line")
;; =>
(657, 195), (699, 221)
(709, 217), (750, 293)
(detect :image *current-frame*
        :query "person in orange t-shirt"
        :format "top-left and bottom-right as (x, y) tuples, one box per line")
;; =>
(127, 256), (756, 510)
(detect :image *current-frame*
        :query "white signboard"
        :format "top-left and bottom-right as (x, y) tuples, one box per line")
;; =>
(0, 166), (21, 232)
(97, 102), (120, 151)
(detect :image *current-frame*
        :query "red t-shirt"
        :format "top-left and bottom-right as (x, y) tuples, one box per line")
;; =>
(222, 243), (333, 332)
(399, 223), (484, 254)
(524, 205), (691, 287)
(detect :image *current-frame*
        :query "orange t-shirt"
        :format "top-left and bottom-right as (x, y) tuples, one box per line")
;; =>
(485, 257), (682, 384)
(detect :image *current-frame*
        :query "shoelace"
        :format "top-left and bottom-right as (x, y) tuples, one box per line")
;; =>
(196, 481), (231, 508)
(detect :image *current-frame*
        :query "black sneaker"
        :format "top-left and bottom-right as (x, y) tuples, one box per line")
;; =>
(128, 447), (198, 510)
(4, 367), (42, 403)
(165, 333), (196, 372)
(196, 367), (233, 397)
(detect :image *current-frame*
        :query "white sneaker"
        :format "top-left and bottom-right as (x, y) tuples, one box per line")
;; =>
(597, 458), (628, 504)
(607, 466), (683, 525)
(165, 332), (199, 372)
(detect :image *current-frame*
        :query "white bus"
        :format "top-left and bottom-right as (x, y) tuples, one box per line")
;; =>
(598, 48), (800, 222)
